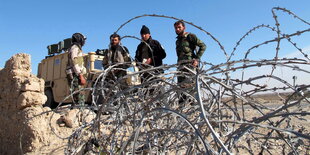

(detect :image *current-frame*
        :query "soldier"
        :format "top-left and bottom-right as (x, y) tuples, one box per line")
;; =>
(66, 32), (87, 106)
(174, 20), (206, 103)
(174, 20), (206, 82)
(135, 25), (166, 81)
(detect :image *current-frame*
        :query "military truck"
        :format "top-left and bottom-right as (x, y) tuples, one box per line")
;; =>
(37, 38), (140, 108)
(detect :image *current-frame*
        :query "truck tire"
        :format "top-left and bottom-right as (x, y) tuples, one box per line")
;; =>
(44, 89), (57, 108)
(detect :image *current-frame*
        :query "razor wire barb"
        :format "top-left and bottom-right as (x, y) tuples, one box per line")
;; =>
(115, 14), (229, 60)
(24, 7), (310, 154)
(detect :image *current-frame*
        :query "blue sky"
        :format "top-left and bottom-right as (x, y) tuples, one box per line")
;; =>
(1, 0), (309, 75)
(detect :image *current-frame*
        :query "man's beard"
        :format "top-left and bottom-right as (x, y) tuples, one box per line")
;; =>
(111, 44), (118, 50)
(176, 30), (184, 36)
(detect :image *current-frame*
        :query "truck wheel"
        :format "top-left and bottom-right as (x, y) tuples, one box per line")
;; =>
(44, 89), (57, 108)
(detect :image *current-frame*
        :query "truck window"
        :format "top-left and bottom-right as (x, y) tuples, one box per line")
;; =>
(54, 59), (60, 65)
(94, 60), (103, 70)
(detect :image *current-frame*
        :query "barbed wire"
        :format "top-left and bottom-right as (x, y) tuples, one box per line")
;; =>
(115, 14), (229, 60)
(24, 7), (310, 154)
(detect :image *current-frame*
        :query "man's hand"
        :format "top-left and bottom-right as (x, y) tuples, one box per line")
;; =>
(79, 74), (86, 85)
(192, 59), (199, 67)
(145, 58), (152, 65)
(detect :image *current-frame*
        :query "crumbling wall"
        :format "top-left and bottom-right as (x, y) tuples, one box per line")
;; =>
(0, 53), (52, 154)
(0, 53), (98, 155)
(0, 54), (90, 154)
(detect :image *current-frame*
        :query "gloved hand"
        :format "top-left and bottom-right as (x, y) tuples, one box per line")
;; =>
(79, 74), (86, 85)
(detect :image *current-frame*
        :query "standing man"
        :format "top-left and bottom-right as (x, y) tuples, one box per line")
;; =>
(174, 20), (206, 104)
(104, 33), (131, 78)
(66, 32), (87, 106)
(174, 20), (206, 84)
(135, 25), (166, 81)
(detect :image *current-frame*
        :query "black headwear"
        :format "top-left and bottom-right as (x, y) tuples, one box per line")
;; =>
(72, 33), (87, 47)
(140, 25), (150, 34)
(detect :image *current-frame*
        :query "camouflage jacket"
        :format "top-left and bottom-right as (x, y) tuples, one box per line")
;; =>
(67, 44), (85, 75)
(175, 33), (206, 62)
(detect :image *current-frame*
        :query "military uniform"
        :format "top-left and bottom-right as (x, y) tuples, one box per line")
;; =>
(67, 44), (85, 75)
(176, 33), (206, 62)
(176, 33), (206, 84)
(66, 33), (86, 106)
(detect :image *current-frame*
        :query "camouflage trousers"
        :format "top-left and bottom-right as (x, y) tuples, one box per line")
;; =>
(177, 63), (196, 86)
(68, 75), (85, 106)
(177, 63), (197, 104)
